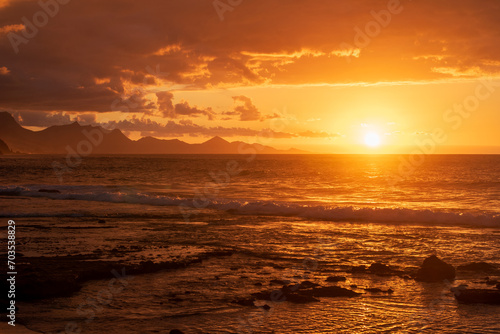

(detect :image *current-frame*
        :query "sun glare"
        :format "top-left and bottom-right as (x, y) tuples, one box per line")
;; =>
(364, 132), (381, 147)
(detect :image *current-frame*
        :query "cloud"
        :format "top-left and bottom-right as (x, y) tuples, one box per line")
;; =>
(100, 117), (295, 139)
(0, 23), (23, 35)
(227, 95), (260, 121)
(298, 130), (340, 138)
(156, 91), (215, 120)
(0, 0), (500, 114)
(222, 95), (283, 121)
(11, 111), (96, 127)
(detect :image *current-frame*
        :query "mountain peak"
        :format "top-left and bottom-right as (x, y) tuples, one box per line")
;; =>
(204, 136), (229, 145)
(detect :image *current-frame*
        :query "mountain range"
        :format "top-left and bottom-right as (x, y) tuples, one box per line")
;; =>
(0, 112), (306, 155)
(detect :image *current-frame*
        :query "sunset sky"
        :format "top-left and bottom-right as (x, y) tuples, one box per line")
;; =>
(1, 0), (499, 153)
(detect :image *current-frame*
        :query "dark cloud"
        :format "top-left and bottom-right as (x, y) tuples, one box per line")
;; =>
(156, 91), (215, 120)
(225, 95), (260, 121)
(100, 117), (295, 139)
(11, 111), (96, 126)
(0, 0), (499, 114)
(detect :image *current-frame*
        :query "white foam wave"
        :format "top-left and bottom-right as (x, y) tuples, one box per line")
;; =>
(1, 185), (499, 227)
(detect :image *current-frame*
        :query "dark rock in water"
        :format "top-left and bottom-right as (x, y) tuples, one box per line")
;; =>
(350, 265), (367, 273)
(364, 287), (394, 294)
(299, 280), (320, 289)
(368, 262), (403, 276)
(485, 278), (498, 286)
(252, 280), (359, 304)
(326, 276), (346, 282)
(233, 297), (255, 307)
(458, 262), (496, 273)
(369, 262), (391, 273)
(169, 330), (185, 334)
(286, 293), (319, 304)
(311, 286), (360, 298)
(453, 288), (500, 305)
(416, 255), (456, 282)
(38, 189), (61, 194)
(497, 283), (500, 290)
(270, 279), (290, 285)
(254, 282), (263, 286)
(350, 284), (358, 289)
(98, 219), (106, 224)
(17, 275), (81, 300)
(261, 304), (271, 311)
(169, 297), (183, 303)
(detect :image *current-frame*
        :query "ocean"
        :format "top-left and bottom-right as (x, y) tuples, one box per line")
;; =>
(1, 154), (499, 333)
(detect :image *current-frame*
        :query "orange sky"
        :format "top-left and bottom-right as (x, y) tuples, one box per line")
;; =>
(1, 0), (499, 153)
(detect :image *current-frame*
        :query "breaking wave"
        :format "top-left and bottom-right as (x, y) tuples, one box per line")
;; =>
(1, 185), (499, 227)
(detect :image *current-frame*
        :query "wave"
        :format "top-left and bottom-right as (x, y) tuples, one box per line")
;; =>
(1, 185), (500, 227)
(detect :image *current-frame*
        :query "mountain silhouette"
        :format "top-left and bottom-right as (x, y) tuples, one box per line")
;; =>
(0, 112), (307, 155)
(0, 138), (11, 154)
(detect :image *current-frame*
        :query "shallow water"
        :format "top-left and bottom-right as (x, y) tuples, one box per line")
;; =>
(7, 205), (500, 334)
(1, 155), (499, 333)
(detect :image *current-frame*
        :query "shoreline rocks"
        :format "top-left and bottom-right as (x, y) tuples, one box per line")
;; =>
(416, 255), (456, 282)
(453, 288), (500, 305)
(457, 262), (497, 273)
(250, 281), (360, 305)
(326, 276), (346, 283)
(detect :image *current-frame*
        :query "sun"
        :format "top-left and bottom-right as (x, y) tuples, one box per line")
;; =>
(364, 132), (381, 147)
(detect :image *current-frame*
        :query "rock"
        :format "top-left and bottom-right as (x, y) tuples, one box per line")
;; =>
(350, 284), (358, 289)
(415, 255), (456, 282)
(254, 282), (263, 286)
(261, 304), (271, 311)
(497, 283), (500, 290)
(326, 276), (346, 282)
(298, 281), (320, 289)
(98, 219), (106, 224)
(453, 288), (500, 305)
(286, 293), (319, 304)
(38, 189), (61, 194)
(169, 297), (183, 303)
(233, 298), (255, 307)
(350, 265), (367, 273)
(458, 262), (496, 272)
(368, 262), (402, 276)
(369, 263), (391, 273)
(169, 330), (185, 334)
(311, 286), (360, 298)
(270, 279), (290, 285)
(485, 278), (499, 286)
(251, 281), (359, 304)
(364, 287), (394, 294)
